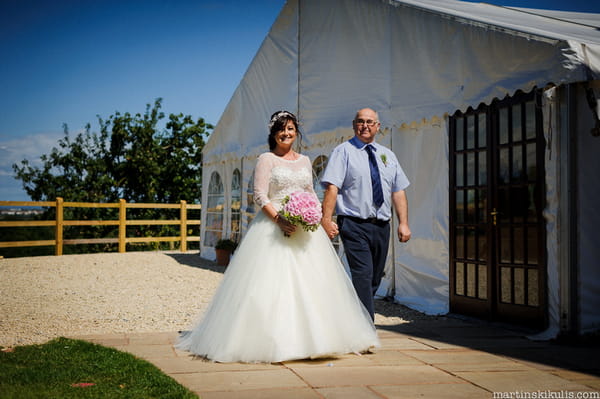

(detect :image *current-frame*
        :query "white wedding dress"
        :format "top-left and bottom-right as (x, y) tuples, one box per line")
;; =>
(176, 152), (379, 363)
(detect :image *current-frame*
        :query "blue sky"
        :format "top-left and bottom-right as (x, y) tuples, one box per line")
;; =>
(1, 0), (599, 201)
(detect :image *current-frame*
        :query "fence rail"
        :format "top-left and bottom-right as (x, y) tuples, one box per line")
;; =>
(0, 198), (201, 255)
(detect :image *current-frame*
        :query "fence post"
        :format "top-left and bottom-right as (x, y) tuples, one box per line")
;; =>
(119, 199), (126, 253)
(180, 200), (187, 252)
(55, 197), (63, 256)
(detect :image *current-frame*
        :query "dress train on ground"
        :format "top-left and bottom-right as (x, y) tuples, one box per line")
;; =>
(176, 212), (380, 363)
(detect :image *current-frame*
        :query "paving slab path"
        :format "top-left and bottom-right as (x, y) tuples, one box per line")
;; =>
(74, 319), (600, 399)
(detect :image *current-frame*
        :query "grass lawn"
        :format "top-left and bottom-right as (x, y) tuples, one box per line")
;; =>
(0, 337), (197, 398)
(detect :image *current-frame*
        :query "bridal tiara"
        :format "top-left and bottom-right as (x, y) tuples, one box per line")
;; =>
(268, 111), (295, 129)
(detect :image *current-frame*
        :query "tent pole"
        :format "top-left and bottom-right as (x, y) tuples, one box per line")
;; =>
(558, 83), (580, 336)
(296, 0), (301, 122)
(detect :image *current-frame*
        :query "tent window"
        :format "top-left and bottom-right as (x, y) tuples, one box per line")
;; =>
(230, 169), (241, 243)
(312, 155), (329, 202)
(312, 154), (340, 251)
(204, 171), (224, 247)
(245, 171), (256, 228)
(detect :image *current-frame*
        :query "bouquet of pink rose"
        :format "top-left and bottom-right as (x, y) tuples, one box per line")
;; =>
(280, 191), (322, 235)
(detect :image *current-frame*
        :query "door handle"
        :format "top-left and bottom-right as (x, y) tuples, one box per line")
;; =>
(490, 208), (499, 226)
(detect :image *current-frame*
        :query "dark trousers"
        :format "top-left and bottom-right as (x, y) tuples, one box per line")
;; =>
(338, 216), (390, 320)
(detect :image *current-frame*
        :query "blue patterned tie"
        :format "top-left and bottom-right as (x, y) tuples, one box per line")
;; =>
(365, 145), (384, 208)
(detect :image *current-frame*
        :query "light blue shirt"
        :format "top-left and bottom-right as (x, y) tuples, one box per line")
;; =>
(321, 136), (409, 221)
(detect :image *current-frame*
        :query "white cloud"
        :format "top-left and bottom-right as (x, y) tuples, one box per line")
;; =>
(0, 132), (64, 201)
(0, 132), (64, 170)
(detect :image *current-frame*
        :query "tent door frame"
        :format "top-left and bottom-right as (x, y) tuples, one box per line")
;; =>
(449, 89), (548, 329)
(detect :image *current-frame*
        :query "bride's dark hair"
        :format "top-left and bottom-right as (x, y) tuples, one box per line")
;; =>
(268, 110), (302, 151)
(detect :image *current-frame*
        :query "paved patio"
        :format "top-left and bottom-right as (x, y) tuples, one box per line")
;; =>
(73, 316), (600, 398)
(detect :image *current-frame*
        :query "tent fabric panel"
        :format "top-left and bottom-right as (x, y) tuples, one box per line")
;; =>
(298, 0), (392, 136)
(388, 1), (578, 126)
(567, 40), (600, 77)
(391, 120), (450, 315)
(576, 84), (600, 334)
(529, 87), (560, 340)
(203, 0), (299, 164)
(388, 4), (465, 123)
(294, 0), (593, 132)
(392, 0), (600, 78)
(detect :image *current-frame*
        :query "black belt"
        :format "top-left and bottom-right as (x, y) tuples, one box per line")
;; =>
(338, 215), (389, 225)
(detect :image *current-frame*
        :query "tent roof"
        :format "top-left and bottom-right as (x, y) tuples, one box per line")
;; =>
(203, 0), (600, 162)
(509, 8), (600, 29)
(394, 0), (600, 44)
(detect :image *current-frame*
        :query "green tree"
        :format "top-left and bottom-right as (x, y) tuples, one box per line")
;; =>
(14, 98), (211, 204)
(14, 123), (116, 203)
(10, 98), (212, 255)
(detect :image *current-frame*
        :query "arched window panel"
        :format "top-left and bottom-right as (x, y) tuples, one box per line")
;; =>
(311, 154), (341, 252)
(312, 155), (329, 202)
(230, 169), (241, 243)
(244, 171), (256, 228)
(204, 171), (224, 247)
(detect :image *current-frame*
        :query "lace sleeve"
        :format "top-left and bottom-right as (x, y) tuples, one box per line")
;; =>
(253, 153), (272, 209)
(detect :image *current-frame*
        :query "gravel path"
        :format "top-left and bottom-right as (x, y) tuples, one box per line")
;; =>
(0, 251), (432, 348)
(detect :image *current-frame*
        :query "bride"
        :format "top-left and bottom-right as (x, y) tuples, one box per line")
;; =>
(176, 111), (379, 363)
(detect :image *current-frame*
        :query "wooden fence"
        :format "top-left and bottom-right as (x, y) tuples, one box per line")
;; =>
(0, 198), (201, 255)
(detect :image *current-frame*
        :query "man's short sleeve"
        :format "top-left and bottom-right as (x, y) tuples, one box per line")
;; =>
(320, 144), (347, 189)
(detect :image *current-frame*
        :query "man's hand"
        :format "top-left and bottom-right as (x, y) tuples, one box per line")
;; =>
(392, 190), (410, 243)
(321, 183), (340, 239)
(321, 218), (339, 239)
(398, 223), (411, 243)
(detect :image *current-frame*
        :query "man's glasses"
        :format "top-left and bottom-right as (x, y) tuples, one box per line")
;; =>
(354, 119), (378, 126)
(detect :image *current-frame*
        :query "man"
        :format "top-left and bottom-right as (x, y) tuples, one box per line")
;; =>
(321, 108), (411, 320)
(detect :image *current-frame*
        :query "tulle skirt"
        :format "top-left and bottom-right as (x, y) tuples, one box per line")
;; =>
(176, 211), (379, 363)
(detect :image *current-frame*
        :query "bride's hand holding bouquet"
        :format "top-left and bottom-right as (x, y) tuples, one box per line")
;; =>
(279, 191), (322, 237)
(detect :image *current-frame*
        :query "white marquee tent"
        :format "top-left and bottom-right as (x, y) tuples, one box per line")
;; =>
(200, 0), (600, 336)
